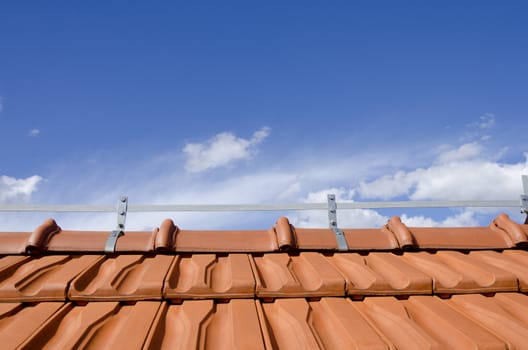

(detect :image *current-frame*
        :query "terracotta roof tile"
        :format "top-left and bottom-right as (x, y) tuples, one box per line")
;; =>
(252, 252), (345, 298)
(259, 298), (389, 349)
(1, 214), (528, 348)
(145, 299), (265, 349)
(331, 253), (432, 297)
(0, 255), (99, 301)
(18, 302), (160, 349)
(0, 302), (64, 349)
(164, 253), (255, 300)
(69, 255), (173, 301)
(402, 251), (518, 295)
(448, 293), (528, 348)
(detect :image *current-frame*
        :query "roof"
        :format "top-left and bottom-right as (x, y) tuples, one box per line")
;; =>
(1, 213), (528, 348)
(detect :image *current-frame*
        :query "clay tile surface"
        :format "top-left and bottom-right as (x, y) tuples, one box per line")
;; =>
(355, 296), (506, 349)
(330, 253), (432, 296)
(447, 293), (528, 348)
(469, 250), (528, 291)
(402, 251), (518, 295)
(1, 216), (528, 348)
(258, 298), (389, 349)
(173, 229), (279, 252)
(0, 232), (31, 254)
(0, 302), (64, 349)
(410, 226), (512, 249)
(145, 299), (265, 349)
(164, 254), (255, 300)
(0, 255), (99, 301)
(252, 252), (345, 298)
(18, 302), (161, 349)
(45, 230), (160, 253)
(70, 255), (174, 301)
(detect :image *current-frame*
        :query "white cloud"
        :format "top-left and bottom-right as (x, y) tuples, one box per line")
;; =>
(358, 142), (528, 200)
(29, 128), (40, 137)
(436, 142), (482, 164)
(401, 210), (478, 227)
(0, 175), (43, 203)
(183, 127), (271, 173)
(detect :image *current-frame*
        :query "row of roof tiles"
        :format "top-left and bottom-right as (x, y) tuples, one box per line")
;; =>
(2, 213), (528, 254)
(1, 250), (528, 302)
(2, 294), (528, 349)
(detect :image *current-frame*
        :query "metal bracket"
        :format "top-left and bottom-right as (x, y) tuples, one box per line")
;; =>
(105, 196), (128, 253)
(327, 194), (349, 251)
(522, 175), (528, 224)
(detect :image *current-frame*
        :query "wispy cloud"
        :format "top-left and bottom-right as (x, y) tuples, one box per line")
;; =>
(28, 128), (40, 137)
(183, 127), (270, 173)
(463, 113), (496, 141)
(357, 142), (527, 201)
(1, 115), (526, 231)
(0, 175), (43, 203)
(0, 96), (3, 113)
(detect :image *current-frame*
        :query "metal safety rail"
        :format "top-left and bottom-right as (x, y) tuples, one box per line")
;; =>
(1, 175), (527, 249)
(0, 199), (523, 213)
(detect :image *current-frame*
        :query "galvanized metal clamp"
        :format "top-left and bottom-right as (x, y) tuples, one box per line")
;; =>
(328, 194), (349, 251)
(105, 196), (128, 253)
(521, 175), (528, 224)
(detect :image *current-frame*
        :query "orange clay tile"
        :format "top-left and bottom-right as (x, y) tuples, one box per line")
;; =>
(257, 298), (389, 349)
(45, 230), (158, 253)
(164, 254), (255, 300)
(17, 302), (160, 349)
(144, 299), (265, 349)
(355, 296), (506, 349)
(0, 232), (31, 254)
(69, 255), (173, 301)
(409, 226), (511, 249)
(402, 251), (518, 294)
(0, 255), (99, 301)
(447, 293), (528, 349)
(293, 228), (401, 250)
(361, 252), (432, 294)
(489, 213), (528, 246)
(469, 250), (528, 291)
(173, 229), (279, 252)
(330, 253), (432, 296)
(0, 302), (64, 349)
(252, 252), (345, 298)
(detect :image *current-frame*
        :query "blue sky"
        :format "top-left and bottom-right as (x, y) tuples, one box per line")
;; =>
(1, 1), (527, 230)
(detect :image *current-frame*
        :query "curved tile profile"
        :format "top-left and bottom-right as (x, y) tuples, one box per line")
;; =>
(469, 250), (528, 291)
(0, 255), (99, 301)
(144, 299), (265, 350)
(155, 219), (178, 251)
(447, 293), (528, 349)
(330, 253), (432, 296)
(26, 218), (61, 254)
(252, 252), (345, 298)
(164, 253), (255, 300)
(273, 216), (296, 250)
(402, 251), (518, 295)
(490, 213), (528, 246)
(0, 302), (64, 349)
(384, 216), (415, 249)
(70, 255), (174, 301)
(355, 296), (506, 349)
(258, 298), (389, 349)
(18, 302), (160, 349)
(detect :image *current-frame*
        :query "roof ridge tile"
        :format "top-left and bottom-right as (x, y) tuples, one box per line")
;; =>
(490, 213), (528, 246)
(384, 216), (415, 250)
(26, 218), (61, 255)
